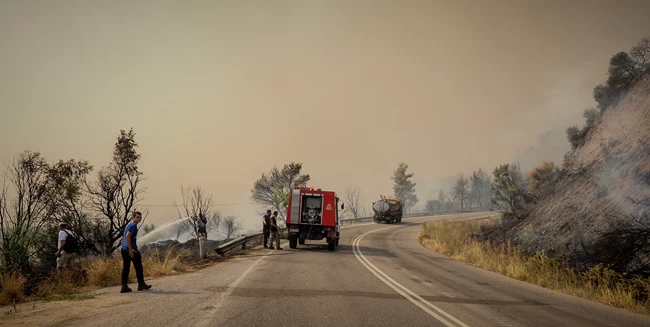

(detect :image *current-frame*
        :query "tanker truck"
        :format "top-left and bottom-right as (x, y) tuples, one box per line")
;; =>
(372, 196), (403, 224)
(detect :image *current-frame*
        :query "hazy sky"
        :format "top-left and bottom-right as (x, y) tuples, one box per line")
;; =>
(1, 1), (649, 231)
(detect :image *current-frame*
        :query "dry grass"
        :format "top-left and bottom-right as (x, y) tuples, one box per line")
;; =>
(83, 247), (189, 287)
(0, 273), (27, 305)
(141, 248), (189, 277)
(2, 246), (218, 307)
(85, 256), (123, 287)
(419, 219), (650, 315)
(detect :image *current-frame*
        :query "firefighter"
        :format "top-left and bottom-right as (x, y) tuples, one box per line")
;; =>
(197, 213), (207, 238)
(262, 209), (271, 248)
(269, 211), (282, 250)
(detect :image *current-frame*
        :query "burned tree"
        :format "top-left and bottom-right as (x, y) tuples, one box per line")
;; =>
(45, 159), (98, 256)
(583, 209), (650, 276)
(251, 162), (310, 221)
(470, 168), (490, 209)
(87, 129), (148, 256)
(174, 185), (221, 240)
(453, 173), (470, 211)
(222, 216), (243, 240)
(0, 152), (53, 274)
(344, 187), (365, 218)
(437, 190), (447, 211)
(425, 199), (443, 212)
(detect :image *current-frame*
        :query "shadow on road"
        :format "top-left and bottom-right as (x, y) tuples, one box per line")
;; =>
(144, 290), (201, 295)
(204, 286), (548, 306)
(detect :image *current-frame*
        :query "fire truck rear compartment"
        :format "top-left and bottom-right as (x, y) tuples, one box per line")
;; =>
(301, 194), (323, 225)
(290, 224), (336, 242)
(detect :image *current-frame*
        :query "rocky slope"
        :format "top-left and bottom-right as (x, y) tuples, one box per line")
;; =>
(510, 77), (650, 257)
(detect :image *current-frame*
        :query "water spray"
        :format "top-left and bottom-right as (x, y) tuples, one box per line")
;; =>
(110, 216), (194, 256)
(138, 216), (193, 245)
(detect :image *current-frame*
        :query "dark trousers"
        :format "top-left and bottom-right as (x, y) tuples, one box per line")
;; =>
(263, 230), (270, 246)
(121, 249), (144, 285)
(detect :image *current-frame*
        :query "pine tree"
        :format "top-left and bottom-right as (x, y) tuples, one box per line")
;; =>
(392, 163), (419, 212)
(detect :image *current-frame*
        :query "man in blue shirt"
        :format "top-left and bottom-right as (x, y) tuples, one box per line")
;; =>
(120, 211), (151, 293)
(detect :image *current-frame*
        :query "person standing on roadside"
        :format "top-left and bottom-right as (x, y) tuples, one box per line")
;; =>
(269, 211), (282, 250)
(262, 209), (272, 249)
(120, 211), (151, 293)
(55, 222), (77, 273)
(197, 213), (208, 238)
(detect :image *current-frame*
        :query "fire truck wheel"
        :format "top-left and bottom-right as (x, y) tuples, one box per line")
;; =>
(328, 242), (336, 251)
(289, 237), (297, 249)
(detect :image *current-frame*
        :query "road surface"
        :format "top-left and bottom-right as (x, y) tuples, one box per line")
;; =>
(8, 212), (650, 327)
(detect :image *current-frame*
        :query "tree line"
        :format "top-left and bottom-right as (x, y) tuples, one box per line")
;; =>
(246, 159), (556, 222)
(0, 128), (242, 276)
(567, 36), (650, 150)
(249, 161), (492, 218)
(424, 168), (493, 213)
(249, 162), (422, 219)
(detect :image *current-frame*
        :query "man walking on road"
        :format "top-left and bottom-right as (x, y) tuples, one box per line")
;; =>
(269, 211), (282, 250)
(262, 209), (271, 249)
(120, 211), (151, 293)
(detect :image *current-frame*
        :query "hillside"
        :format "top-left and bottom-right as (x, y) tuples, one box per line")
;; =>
(508, 77), (650, 258)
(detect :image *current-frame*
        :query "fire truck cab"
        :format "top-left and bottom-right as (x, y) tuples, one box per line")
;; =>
(286, 186), (342, 251)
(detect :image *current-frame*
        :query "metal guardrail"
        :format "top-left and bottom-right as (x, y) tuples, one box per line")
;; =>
(214, 210), (487, 255)
(339, 209), (482, 224)
(215, 228), (286, 255)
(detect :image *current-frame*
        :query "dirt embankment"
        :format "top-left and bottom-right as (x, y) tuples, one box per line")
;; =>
(508, 77), (650, 256)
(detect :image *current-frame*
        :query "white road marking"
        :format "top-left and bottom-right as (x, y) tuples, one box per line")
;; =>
(353, 227), (470, 327)
(198, 241), (286, 326)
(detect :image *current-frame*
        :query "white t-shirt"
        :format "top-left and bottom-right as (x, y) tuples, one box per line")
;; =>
(58, 229), (73, 254)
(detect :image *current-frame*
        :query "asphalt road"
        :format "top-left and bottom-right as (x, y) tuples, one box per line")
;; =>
(31, 212), (650, 327)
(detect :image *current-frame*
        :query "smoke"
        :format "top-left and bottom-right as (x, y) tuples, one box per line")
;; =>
(424, 176), (458, 200)
(589, 84), (650, 216)
(513, 70), (592, 172)
(514, 123), (576, 173)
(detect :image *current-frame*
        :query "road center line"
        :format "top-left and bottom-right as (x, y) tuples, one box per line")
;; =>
(198, 243), (281, 327)
(353, 227), (470, 327)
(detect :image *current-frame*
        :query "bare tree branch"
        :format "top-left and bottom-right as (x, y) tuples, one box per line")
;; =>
(453, 173), (470, 211)
(345, 187), (364, 218)
(174, 185), (219, 240)
(222, 216), (243, 240)
(0, 151), (54, 273)
(86, 128), (147, 256)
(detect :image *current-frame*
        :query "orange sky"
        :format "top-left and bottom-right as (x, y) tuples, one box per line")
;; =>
(1, 0), (649, 231)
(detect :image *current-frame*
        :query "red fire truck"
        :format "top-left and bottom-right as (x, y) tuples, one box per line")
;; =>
(286, 186), (343, 251)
